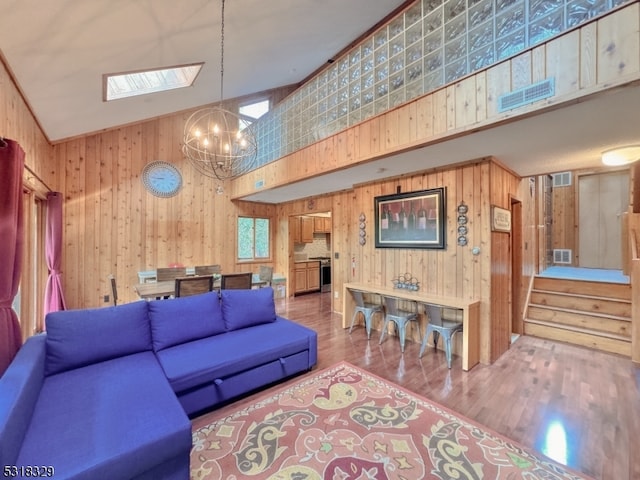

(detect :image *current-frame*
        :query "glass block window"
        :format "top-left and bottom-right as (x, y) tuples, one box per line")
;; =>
(248, 0), (631, 172)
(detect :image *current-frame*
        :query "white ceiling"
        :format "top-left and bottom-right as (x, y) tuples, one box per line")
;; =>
(1, 1), (639, 204)
(0, 0), (407, 141)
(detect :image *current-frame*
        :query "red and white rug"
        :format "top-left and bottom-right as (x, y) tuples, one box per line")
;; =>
(190, 361), (591, 479)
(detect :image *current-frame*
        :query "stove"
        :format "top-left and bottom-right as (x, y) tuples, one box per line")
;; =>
(308, 256), (331, 265)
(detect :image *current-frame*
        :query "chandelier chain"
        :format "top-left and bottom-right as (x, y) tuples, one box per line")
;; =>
(220, 0), (225, 101)
(181, 0), (258, 181)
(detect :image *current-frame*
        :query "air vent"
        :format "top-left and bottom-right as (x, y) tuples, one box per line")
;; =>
(553, 249), (572, 264)
(498, 78), (555, 113)
(552, 172), (572, 187)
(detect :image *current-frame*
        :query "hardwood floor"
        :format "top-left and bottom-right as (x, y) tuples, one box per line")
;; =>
(196, 292), (640, 480)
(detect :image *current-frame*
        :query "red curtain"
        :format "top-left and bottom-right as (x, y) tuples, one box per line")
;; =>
(44, 191), (66, 318)
(0, 139), (25, 375)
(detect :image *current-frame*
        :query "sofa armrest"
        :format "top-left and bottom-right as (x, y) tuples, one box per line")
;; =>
(0, 334), (46, 466)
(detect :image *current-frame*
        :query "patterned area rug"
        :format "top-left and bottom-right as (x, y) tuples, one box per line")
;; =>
(191, 361), (591, 479)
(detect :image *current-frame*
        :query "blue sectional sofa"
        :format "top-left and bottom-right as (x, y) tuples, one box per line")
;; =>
(0, 287), (317, 480)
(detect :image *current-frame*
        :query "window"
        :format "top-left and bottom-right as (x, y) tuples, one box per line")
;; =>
(239, 99), (270, 130)
(238, 217), (270, 261)
(104, 63), (203, 101)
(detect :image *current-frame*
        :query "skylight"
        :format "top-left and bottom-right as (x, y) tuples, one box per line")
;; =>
(104, 63), (203, 101)
(239, 99), (270, 130)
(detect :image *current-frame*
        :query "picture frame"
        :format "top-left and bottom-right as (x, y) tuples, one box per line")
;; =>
(374, 187), (446, 249)
(491, 205), (511, 232)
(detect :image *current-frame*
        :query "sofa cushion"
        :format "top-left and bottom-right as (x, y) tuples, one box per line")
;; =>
(221, 287), (276, 331)
(0, 335), (46, 467)
(45, 301), (151, 376)
(155, 317), (315, 393)
(148, 291), (225, 351)
(16, 352), (192, 480)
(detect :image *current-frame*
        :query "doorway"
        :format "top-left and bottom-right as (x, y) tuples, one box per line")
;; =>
(578, 170), (629, 269)
(511, 198), (523, 338)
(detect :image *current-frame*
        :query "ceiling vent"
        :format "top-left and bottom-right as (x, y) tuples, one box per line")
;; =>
(498, 78), (555, 113)
(552, 172), (572, 187)
(553, 249), (572, 264)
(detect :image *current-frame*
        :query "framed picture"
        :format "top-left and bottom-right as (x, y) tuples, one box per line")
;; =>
(491, 206), (511, 232)
(374, 187), (446, 249)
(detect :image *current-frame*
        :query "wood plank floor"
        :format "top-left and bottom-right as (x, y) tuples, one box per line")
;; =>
(194, 292), (640, 480)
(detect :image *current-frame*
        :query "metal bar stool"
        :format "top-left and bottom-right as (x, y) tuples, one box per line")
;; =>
(348, 290), (384, 339)
(419, 303), (464, 368)
(379, 296), (420, 353)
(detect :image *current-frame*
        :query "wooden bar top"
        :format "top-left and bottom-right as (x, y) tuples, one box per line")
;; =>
(343, 282), (480, 371)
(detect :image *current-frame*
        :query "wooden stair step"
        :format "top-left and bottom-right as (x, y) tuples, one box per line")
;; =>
(530, 288), (631, 304)
(528, 303), (631, 322)
(524, 318), (631, 342)
(533, 277), (631, 300)
(524, 321), (632, 357)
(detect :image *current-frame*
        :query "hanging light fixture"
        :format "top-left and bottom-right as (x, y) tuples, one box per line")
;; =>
(182, 0), (258, 180)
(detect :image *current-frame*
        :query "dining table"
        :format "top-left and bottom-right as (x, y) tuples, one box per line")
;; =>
(133, 274), (268, 300)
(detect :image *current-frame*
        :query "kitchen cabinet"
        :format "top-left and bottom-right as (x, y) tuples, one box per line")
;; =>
(294, 261), (320, 294)
(301, 216), (314, 243)
(313, 216), (332, 233)
(291, 215), (313, 243)
(290, 216), (301, 243)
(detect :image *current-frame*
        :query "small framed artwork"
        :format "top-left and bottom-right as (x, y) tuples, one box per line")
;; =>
(491, 206), (511, 232)
(374, 187), (446, 249)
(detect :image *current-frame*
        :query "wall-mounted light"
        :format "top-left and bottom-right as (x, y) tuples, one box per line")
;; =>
(601, 145), (640, 166)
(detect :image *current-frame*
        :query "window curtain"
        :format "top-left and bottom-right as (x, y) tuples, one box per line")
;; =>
(0, 138), (25, 375)
(44, 191), (66, 318)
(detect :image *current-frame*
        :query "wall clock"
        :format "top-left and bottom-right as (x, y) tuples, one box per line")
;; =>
(142, 161), (182, 198)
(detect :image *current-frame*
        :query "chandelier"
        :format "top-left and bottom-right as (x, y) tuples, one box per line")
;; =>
(182, 0), (258, 180)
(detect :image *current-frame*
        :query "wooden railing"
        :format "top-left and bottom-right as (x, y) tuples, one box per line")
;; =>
(628, 213), (640, 364)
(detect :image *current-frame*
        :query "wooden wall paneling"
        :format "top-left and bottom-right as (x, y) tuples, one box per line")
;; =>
(335, 129), (350, 169)
(596, 3), (640, 85)
(100, 132), (117, 299)
(65, 138), (86, 306)
(415, 95), (434, 140)
(432, 89), (448, 136)
(511, 51), (532, 90)
(478, 161), (492, 364)
(84, 134), (100, 304)
(532, 45), (547, 83)
(546, 30), (580, 97)
(486, 61), (512, 118)
(551, 179), (576, 264)
(446, 85), (456, 132)
(400, 102), (417, 146)
(382, 108), (398, 154)
(475, 72), (487, 123)
(579, 23), (597, 89)
(454, 77), (477, 129)
(442, 168), (458, 297)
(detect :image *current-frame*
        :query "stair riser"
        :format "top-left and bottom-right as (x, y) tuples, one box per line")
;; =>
(527, 307), (631, 337)
(533, 277), (630, 300)
(529, 292), (631, 317)
(524, 323), (631, 356)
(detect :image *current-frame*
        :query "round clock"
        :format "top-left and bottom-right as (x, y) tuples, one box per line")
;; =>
(142, 161), (182, 198)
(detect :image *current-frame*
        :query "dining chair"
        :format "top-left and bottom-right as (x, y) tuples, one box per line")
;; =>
(220, 272), (252, 290)
(194, 264), (221, 276)
(348, 290), (384, 339)
(108, 274), (118, 306)
(379, 296), (420, 353)
(419, 303), (464, 369)
(174, 275), (214, 297)
(258, 265), (274, 287)
(156, 267), (187, 282)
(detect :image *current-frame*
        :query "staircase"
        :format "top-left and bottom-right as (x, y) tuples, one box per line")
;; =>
(524, 276), (632, 357)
